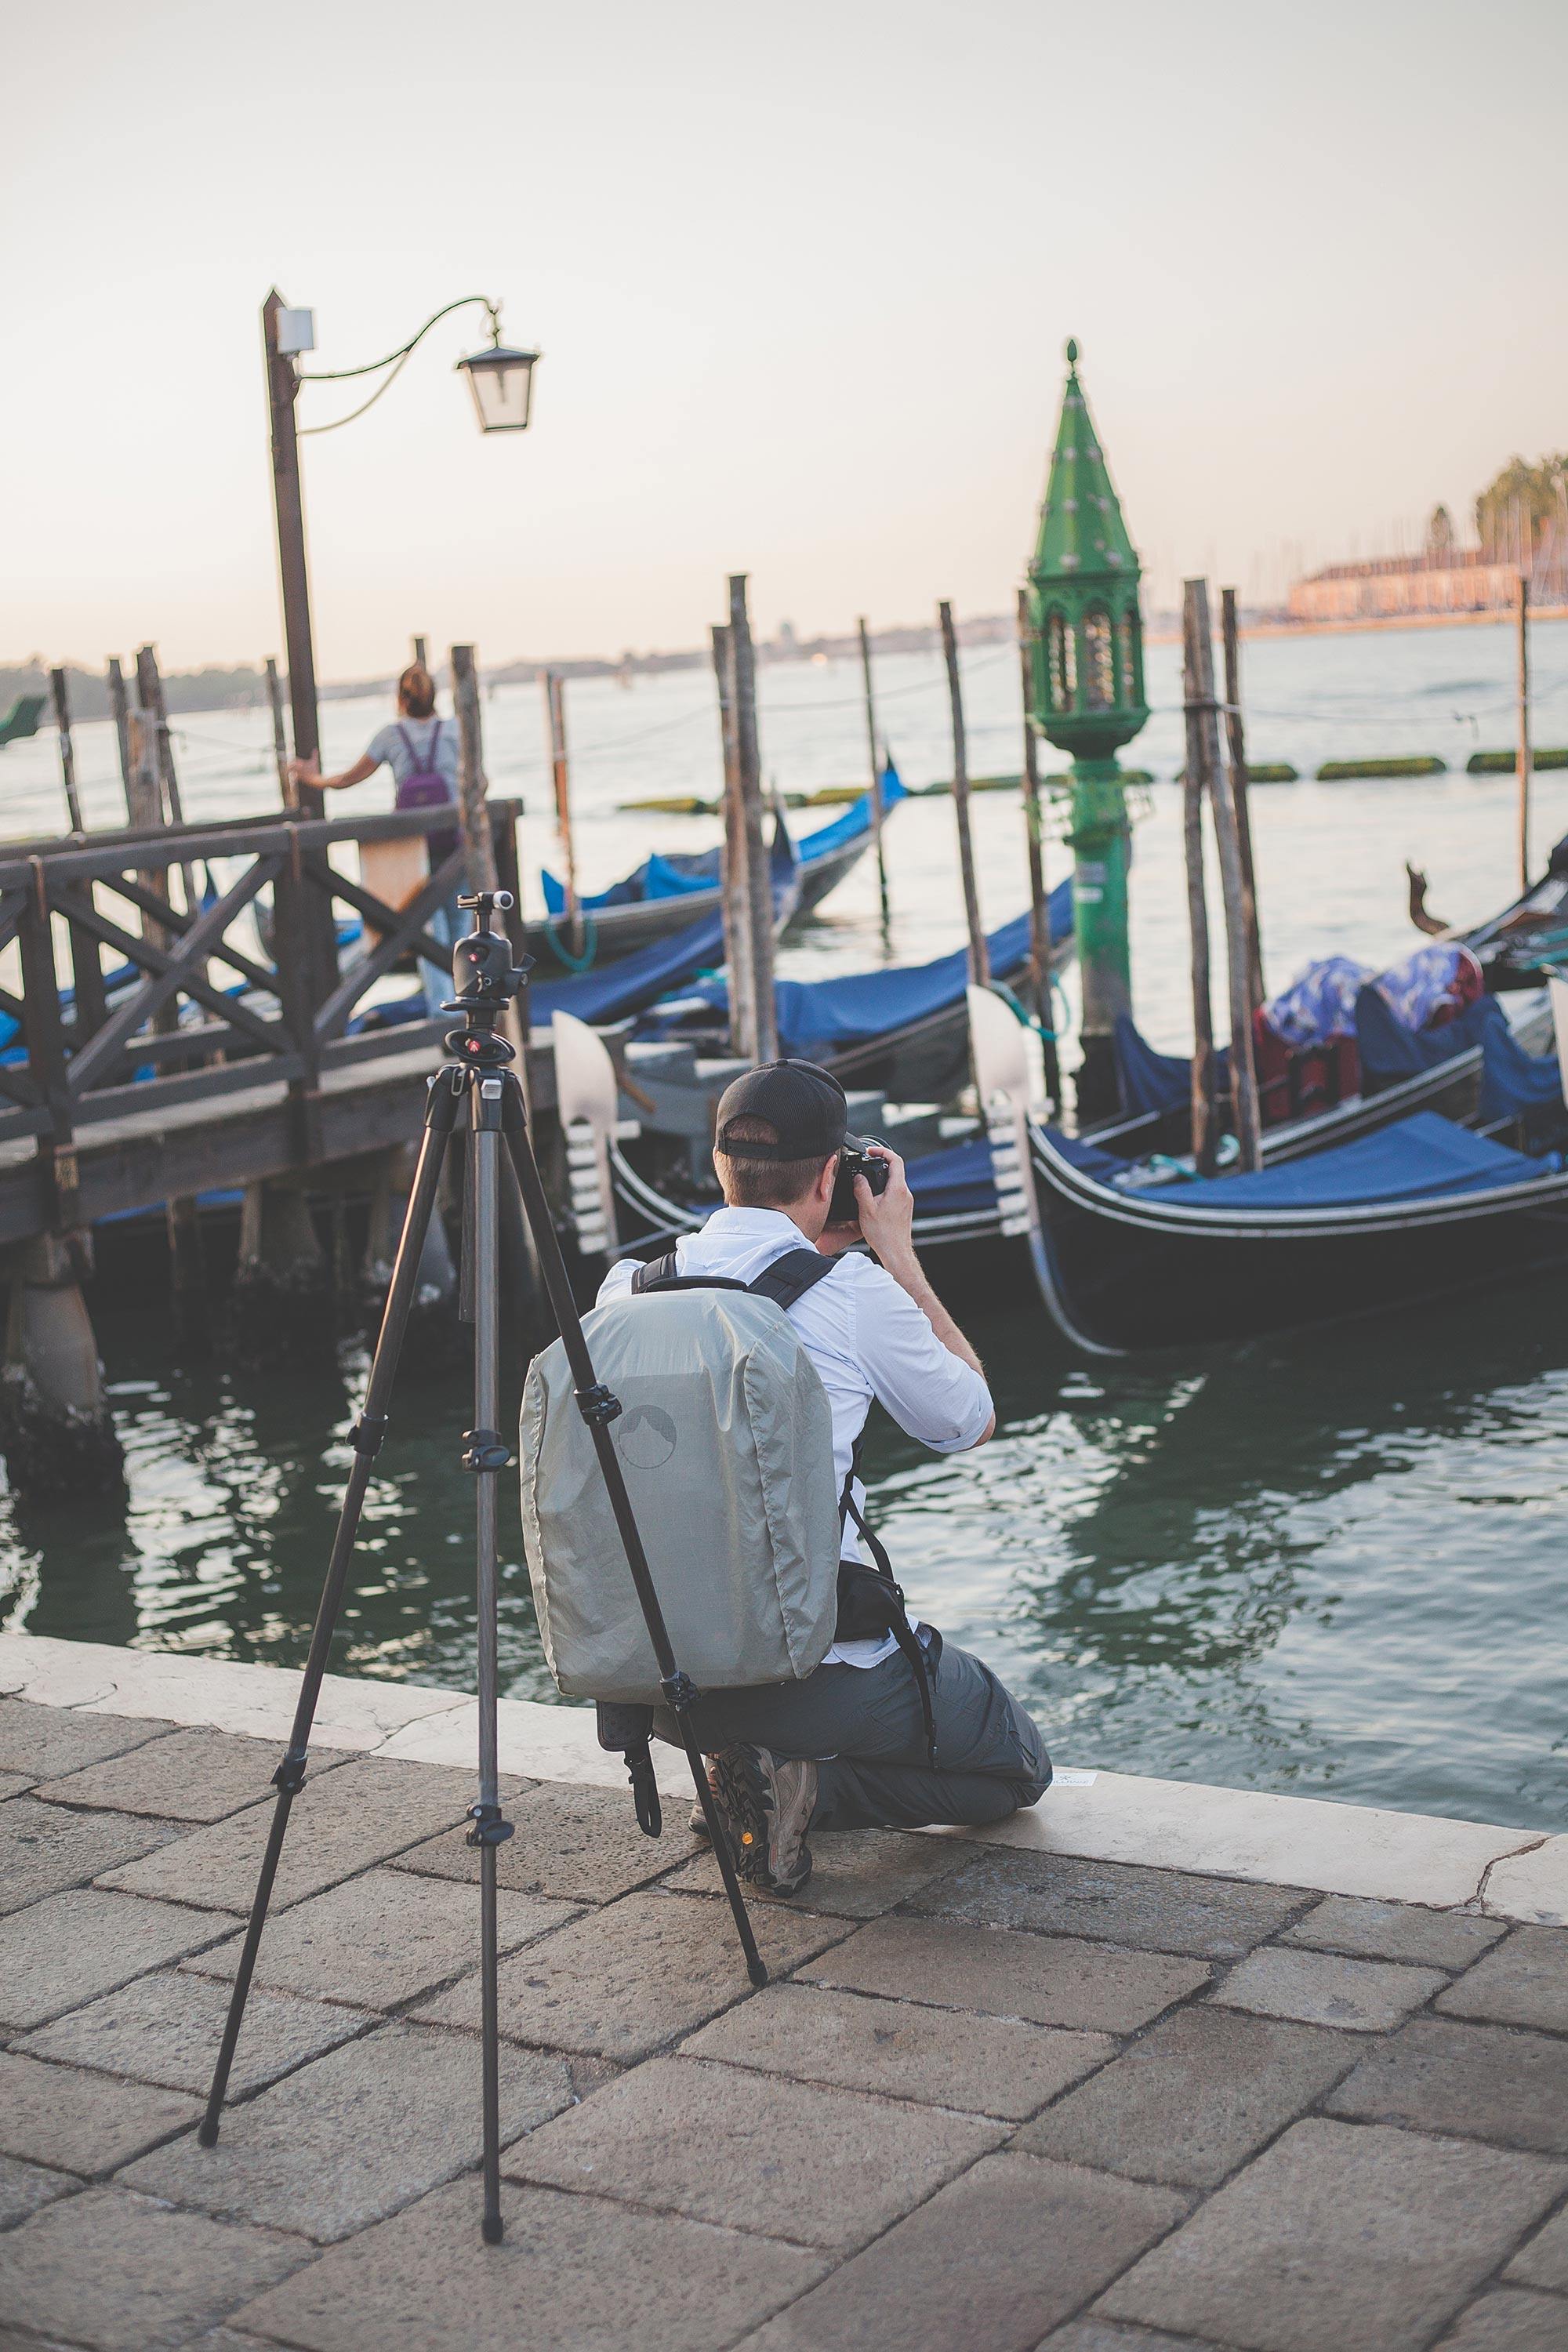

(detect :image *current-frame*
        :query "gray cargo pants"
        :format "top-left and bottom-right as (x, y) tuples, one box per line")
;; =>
(652, 1639), (1051, 1834)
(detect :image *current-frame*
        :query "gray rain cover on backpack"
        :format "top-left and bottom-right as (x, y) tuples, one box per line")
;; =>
(519, 1287), (843, 1704)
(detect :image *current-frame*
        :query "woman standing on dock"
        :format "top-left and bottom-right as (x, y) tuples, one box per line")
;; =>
(289, 662), (459, 1011)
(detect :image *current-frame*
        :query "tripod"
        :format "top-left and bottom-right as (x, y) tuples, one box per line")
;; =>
(198, 891), (766, 2244)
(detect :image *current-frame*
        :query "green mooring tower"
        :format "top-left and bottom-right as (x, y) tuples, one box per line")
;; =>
(1026, 339), (1148, 1122)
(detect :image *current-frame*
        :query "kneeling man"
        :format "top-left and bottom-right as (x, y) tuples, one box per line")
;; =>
(598, 1059), (1050, 1894)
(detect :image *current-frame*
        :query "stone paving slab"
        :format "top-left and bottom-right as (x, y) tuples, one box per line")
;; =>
(0, 1886), (243, 2031)
(1434, 2288), (1568, 2348)
(236, 2175), (827, 2352)
(19, 1966), (375, 2099)
(0, 1769), (30, 1802)
(183, 1866), (577, 2011)
(1280, 1892), (1508, 1969)
(1326, 2016), (1568, 2154)
(1097, 2118), (1567, 2352)
(32, 1726), (350, 1824)
(801, 1915), (1211, 2035)
(123, 2020), (594, 2242)
(1485, 1837), (1568, 1929)
(0, 1696), (172, 1784)
(0, 1795), (187, 1915)
(1505, 2201), (1568, 2291)
(1436, 1926), (1568, 2034)
(737, 2151), (1189, 2352)
(1013, 2005), (1362, 2189)
(0, 2154), (78, 2229)
(681, 1982), (1116, 2120)
(1039, 2325), (1224, 2351)
(0, 2186), (308, 2352)
(389, 1777), (698, 1905)
(0, 2050), (200, 2176)
(507, 2052), (1004, 2251)
(414, 1889), (844, 2062)
(1207, 1945), (1446, 2031)
(96, 1756), (486, 1914)
(668, 1826), (973, 1918)
(907, 1849), (1307, 1959)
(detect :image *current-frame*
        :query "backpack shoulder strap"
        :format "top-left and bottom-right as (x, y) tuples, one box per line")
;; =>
(747, 1248), (841, 1310)
(630, 1253), (751, 1295)
(630, 1253), (678, 1293)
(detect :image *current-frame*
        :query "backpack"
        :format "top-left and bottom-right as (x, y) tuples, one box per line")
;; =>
(394, 720), (457, 862)
(519, 1250), (845, 1706)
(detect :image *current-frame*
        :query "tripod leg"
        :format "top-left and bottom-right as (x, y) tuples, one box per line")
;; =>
(501, 1078), (768, 1990)
(465, 1085), (514, 2245)
(198, 1073), (463, 2146)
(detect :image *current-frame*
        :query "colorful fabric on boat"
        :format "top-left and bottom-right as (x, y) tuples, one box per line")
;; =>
(1374, 942), (1485, 1032)
(1261, 956), (1369, 1047)
(1352, 985), (1504, 1091)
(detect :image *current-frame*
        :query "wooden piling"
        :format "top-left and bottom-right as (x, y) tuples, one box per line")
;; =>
(712, 623), (757, 1058)
(938, 601), (989, 987)
(728, 577), (778, 1062)
(134, 645), (186, 826)
(49, 669), (84, 833)
(412, 636), (429, 669)
(541, 670), (580, 955)
(106, 659), (132, 815)
(264, 658), (294, 809)
(856, 618), (889, 923)
(451, 644), (498, 895)
(1220, 589), (1265, 1005)
(1517, 573), (1533, 888)
(1179, 586), (1219, 1175)
(1186, 581), (1263, 1172)
(1015, 589), (1060, 1105)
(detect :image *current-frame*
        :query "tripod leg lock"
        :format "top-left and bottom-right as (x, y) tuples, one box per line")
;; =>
(461, 1428), (514, 1473)
(272, 1749), (309, 1796)
(466, 1802), (515, 1849)
(660, 1671), (700, 1714)
(574, 1384), (622, 1427)
(350, 1414), (389, 1459)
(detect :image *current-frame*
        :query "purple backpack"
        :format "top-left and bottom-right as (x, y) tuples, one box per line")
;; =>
(395, 720), (458, 863)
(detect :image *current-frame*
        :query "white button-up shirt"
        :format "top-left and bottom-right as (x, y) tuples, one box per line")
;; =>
(597, 1207), (993, 1666)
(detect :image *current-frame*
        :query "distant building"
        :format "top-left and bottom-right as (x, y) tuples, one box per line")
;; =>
(1288, 541), (1567, 623)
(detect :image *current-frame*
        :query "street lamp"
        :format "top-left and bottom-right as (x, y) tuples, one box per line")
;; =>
(260, 289), (539, 821)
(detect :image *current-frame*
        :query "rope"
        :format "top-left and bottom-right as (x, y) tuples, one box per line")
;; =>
(543, 909), (598, 972)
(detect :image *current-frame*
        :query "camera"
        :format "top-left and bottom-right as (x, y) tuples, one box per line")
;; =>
(828, 1135), (891, 1226)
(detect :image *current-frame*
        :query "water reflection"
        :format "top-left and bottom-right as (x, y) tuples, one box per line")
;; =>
(3, 1271), (1565, 1831)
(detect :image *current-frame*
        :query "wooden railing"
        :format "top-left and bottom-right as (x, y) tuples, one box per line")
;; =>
(0, 799), (525, 1222)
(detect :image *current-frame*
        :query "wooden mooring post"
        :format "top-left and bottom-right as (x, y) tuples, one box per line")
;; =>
(938, 601), (989, 986)
(728, 576), (777, 1062)
(1179, 586), (1219, 1175)
(541, 670), (580, 956)
(1517, 573), (1533, 889)
(856, 617), (889, 925)
(452, 644), (498, 897)
(712, 623), (757, 1059)
(264, 658), (294, 808)
(1016, 587), (1060, 1105)
(1220, 588), (1265, 1005)
(1186, 581), (1262, 1173)
(49, 670), (84, 833)
(106, 658), (133, 815)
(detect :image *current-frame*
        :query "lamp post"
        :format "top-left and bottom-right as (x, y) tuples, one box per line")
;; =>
(1025, 340), (1149, 1124)
(260, 290), (539, 822)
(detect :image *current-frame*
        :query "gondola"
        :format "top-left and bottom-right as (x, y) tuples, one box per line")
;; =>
(524, 769), (909, 972)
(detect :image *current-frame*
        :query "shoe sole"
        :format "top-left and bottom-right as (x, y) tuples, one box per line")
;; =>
(709, 1748), (811, 1896)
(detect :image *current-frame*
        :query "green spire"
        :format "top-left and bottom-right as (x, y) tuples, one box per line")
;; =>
(1031, 340), (1141, 589)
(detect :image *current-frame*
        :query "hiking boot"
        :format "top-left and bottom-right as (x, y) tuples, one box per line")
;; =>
(706, 1744), (817, 1895)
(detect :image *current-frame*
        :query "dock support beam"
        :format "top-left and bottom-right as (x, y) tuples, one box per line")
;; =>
(0, 1236), (124, 1501)
(230, 1182), (334, 1366)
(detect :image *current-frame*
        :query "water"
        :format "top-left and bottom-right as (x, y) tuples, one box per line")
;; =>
(5, 619), (1567, 1830)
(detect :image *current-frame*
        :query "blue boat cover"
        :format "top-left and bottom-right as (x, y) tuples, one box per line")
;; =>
(541, 766), (909, 916)
(904, 1123), (1126, 1220)
(641, 879), (1073, 1062)
(1113, 1014), (1231, 1116)
(1152, 1112), (1542, 1210)
(1478, 1015), (1567, 1131)
(1354, 985), (1503, 1091)
(528, 909), (729, 1026)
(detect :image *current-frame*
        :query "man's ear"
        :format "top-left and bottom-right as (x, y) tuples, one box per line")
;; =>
(817, 1153), (838, 1204)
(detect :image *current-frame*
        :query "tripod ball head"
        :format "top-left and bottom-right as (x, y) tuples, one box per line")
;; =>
(445, 893), (532, 1025)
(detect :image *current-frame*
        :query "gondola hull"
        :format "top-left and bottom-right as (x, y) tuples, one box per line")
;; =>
(521, 826), (867, 972)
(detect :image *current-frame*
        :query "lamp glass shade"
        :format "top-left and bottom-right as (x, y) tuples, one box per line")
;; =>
(457, 343), (539, 434)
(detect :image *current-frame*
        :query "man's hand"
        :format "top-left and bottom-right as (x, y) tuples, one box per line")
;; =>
(855, 1145), (916, 1272)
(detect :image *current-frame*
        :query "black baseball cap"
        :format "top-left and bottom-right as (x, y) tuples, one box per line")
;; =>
(713, 1059), (848, 1163)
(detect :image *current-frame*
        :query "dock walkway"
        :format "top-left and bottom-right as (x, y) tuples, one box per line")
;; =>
(0, 1631), (1565, 2352)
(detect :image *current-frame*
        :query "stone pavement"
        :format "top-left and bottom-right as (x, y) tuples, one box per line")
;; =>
(0, 1653), (1564, 2350)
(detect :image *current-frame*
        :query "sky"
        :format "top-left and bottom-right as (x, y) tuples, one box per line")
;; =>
(5, 0), (1564, 678)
